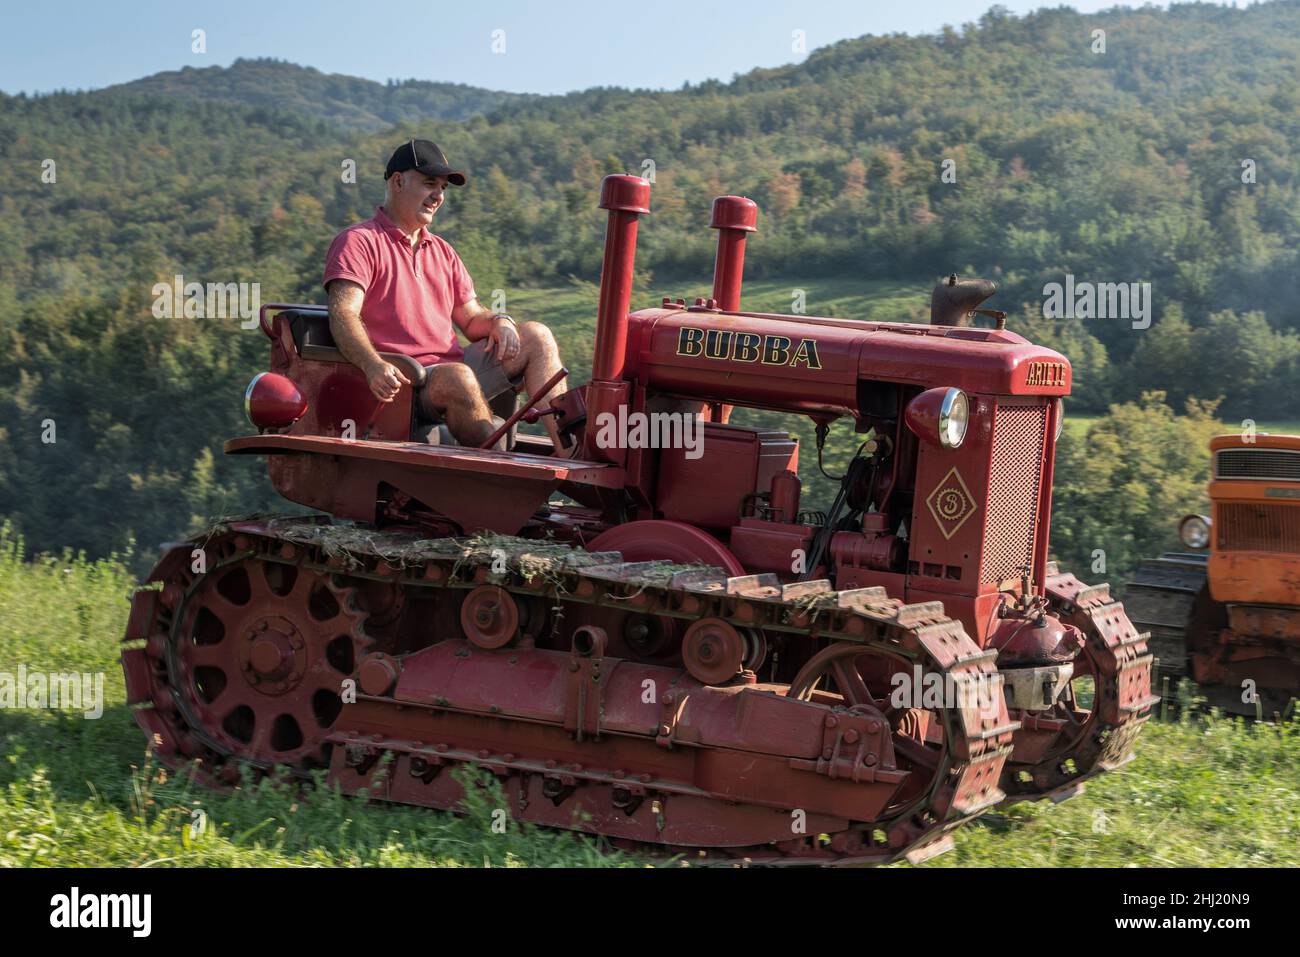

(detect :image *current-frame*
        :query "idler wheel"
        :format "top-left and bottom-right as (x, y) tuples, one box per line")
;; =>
(460, 586), (519, 650)
(682, 618), (746, 685)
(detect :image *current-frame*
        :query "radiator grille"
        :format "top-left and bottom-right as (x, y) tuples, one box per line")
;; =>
(982, 403), (1049, 583)
(1216, 448), (1300, 482)
(1216, 503), (1300, 553)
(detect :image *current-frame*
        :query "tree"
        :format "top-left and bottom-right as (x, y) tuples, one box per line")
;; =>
(766, 171), (802, 219)
(1049, 392), (1223, 585)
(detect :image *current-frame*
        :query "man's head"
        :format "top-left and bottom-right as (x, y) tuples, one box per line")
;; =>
(383, 139), (466, 231)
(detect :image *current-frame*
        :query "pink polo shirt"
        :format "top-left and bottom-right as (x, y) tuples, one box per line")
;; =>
(322, 206), (475, 364)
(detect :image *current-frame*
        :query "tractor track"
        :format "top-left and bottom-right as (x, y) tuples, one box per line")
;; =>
(121, 516), (1141, 865)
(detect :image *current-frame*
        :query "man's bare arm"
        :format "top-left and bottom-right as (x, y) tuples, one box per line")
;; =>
(327, 279), (384, 370)
(451, 297), (498, 340)
(453, 297), (520, 362)
(327, 279), (409, 402)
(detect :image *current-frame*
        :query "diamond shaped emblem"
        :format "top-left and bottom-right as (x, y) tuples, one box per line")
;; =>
(926, 467), (977, 540)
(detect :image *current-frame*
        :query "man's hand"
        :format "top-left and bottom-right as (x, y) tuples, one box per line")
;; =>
(364, 359), (411, 403)
(485, 315), (521, 362)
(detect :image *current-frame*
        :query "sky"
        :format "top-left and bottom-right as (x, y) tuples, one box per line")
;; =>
(0, 0), (1229, 97)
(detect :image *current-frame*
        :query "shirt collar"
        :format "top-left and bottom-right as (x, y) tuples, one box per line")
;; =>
(374, 206), (432, 247)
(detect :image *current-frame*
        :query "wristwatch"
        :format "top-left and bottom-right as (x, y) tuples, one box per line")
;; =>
(492, 313), (517, 328)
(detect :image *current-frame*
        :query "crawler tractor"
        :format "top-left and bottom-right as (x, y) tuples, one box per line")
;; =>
(121, 175), (1158, 864)
(1126, 433), (1300, 716)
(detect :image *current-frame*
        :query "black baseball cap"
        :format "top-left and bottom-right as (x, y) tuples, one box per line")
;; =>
(384, 138), (467, 186)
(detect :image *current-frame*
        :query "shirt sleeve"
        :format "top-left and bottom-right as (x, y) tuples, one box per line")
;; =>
(449, 246), (477, 307)
(322, 227), (375, 291)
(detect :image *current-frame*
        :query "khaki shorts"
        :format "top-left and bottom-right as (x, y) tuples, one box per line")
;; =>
(419, 340), (523, 418)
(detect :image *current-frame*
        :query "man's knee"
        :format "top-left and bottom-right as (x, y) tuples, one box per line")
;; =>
(518, 321), (557, 352)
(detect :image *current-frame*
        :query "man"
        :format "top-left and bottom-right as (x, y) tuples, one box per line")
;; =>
(323, 138), (568, 451)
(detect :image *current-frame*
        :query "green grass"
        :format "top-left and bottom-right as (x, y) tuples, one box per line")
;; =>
(3, 525), (1298, 867)
(927, 697), (1300, 867)
(0, 526), (634, 868)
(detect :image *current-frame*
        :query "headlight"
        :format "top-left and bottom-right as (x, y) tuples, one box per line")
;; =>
(904, 387), (971, 449)
(245, 372), (307, 430)
(939, 389), (969, 448)
(1179, 514), (1211, 550)
(1055, 399), (1064, 442)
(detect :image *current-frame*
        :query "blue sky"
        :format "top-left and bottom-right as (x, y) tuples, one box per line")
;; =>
(0, 0), (1220, 97)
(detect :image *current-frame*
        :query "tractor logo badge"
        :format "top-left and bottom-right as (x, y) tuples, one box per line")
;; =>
(926, 467), (977, 540)
(1024, 360), (1067, 388)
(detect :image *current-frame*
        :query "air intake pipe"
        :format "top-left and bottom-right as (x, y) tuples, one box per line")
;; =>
(709, 196), (758, 312)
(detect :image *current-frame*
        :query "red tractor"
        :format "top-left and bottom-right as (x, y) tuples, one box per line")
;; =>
(121, 175), (1158, 864)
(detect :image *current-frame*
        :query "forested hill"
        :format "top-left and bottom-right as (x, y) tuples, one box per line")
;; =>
(2, 1), (1299, 562)
(102, 58), (529, 132)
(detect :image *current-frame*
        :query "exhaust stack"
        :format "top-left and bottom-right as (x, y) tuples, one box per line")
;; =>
(591, 175), (651, 380)
(708, 196), (758, 312)
(584, 174), (651, 464)
(930, 274), (998, 327)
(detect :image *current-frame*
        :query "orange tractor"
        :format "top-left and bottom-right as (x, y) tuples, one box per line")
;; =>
(1126, 433), (1300, 716)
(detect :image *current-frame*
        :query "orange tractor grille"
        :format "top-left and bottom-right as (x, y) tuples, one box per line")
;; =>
(1216, 448), (1300, 481)
(982, 402), (1050, 583)
(1216, 502), (1300, 553)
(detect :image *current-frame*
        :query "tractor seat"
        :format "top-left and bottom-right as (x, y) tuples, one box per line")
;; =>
(280, 306), (516, 448)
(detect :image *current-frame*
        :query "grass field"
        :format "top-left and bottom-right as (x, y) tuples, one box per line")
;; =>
(3, 527), (1297, 868)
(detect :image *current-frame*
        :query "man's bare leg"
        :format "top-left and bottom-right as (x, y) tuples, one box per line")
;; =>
(421, 363), (498, 447)
(500, 321), (570, 451)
